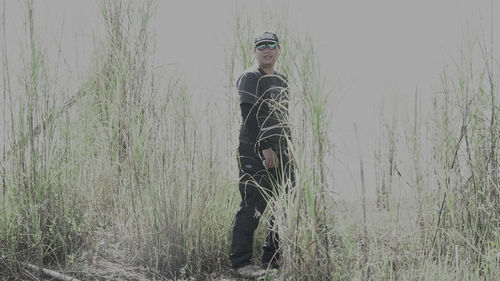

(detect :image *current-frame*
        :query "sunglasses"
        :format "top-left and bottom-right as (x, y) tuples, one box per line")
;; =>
(255, 42), (278, 50)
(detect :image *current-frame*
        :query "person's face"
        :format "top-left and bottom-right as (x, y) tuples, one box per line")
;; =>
(254, 41), (280, 68)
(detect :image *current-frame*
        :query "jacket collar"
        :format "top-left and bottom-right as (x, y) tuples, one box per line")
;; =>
(257, 65), (276, 76)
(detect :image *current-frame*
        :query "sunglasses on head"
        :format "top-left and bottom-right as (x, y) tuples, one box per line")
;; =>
(255, 42), (278, 50)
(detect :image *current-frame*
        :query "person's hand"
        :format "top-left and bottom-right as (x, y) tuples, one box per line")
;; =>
(262, 148), (278, 169)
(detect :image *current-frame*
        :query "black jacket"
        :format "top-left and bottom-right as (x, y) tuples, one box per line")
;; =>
(237, 66), (290, 153)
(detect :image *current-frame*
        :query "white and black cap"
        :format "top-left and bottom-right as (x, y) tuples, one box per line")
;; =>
(254, 32), (279, 47)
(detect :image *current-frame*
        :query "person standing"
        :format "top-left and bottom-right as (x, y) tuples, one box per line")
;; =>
(230, 31), (294, 278)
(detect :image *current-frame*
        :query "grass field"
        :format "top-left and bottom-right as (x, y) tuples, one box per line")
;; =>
(1, 1), (499, 280)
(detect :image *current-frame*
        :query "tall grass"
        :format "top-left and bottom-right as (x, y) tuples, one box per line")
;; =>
(375, 101), (399, 211)
(1, 0), (87, 275)
(428, 35), (500, 278)
(373, 34), (500, 280)
(1, 0), (239, 279)
(69, 1), (239, 278)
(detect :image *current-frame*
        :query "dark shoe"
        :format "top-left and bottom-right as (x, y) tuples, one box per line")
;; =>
(232, 264), (267, 279)
(262, 259), (280, 269)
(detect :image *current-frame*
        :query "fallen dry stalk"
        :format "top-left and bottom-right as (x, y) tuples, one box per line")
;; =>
(23, 262), (81, 281)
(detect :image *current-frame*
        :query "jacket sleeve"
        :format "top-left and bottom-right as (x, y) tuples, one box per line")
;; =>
(256, 100), (282, 149)
(237, 72), (259, 105)
(240, 103), (270, 149)
(257, 75), (290, 149)
(238, 72), (273, 150)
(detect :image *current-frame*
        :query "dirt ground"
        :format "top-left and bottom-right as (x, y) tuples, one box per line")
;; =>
(15, 229), (279, 281)
(73, 261), (278, 281)
(18, 260), (256, 281)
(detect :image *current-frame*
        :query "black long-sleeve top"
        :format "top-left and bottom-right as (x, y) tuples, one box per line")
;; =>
(237, 66), (290, 152)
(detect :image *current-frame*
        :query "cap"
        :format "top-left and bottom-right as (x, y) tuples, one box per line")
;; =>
(254, 32), (279, 47)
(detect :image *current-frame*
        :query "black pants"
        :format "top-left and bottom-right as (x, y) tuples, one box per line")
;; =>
(230, 143), (294, 268)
